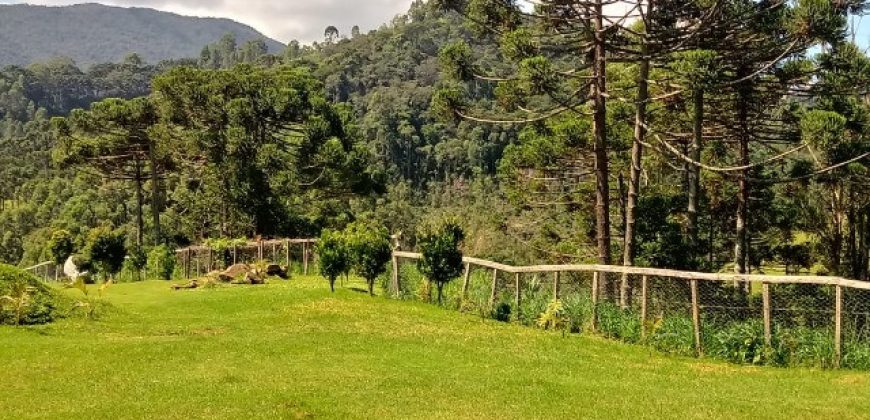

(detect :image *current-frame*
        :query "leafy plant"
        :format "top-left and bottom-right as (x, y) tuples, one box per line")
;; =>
(537, 299), (569, 336)
(147, 244), (176, 280)
(317, 229), (349, 292)
(83, 227), (126, 281)
(0, 264), (58, 325)
(416, 219), (464, 305)
(493, 302), (511, 322)
(345, 221), (392, 296)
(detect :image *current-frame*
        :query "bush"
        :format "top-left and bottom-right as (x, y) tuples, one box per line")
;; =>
(317, 229), (349, 292)
(147, 245), (176, 280)
(561, 293), (593, 333)
(416, 220), (464, 305)
(84, 227), (126, 281)
(706, 320), (767, 365)
(46, 229), (74, 266)
(345, 221), (392, 296)
(647, 315), (695, 356)
(0, 264), (59, 325)
(596, 303), (642, 343)
(493, 302), (511, 322)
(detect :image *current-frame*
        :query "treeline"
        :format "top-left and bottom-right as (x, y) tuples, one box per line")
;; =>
(3, 0), (870, 287)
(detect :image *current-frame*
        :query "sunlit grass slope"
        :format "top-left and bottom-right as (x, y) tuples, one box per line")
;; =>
(0, 277), (868, 419)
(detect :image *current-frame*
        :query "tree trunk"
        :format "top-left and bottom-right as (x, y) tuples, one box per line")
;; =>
(330, 278), (335, 292)
(134, 158), (145, 246)
(148, 149), (162, 245)
(734, 81), (750, 278)
(368, 279), (374, 296)
(437, 283), (444, 306)
(592, 0), (612, 298)
(621, 27), (650, 308)
(687, 89), (704, 264)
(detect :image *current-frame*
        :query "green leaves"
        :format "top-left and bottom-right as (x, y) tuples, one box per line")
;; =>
(344, 221), (392, 295)
(317, 229), (350, 289)
(439, 42), (476, 82)
(800, 110), (847, 151)
(416, 219), (464, 297)
(46, 229), (74, 265)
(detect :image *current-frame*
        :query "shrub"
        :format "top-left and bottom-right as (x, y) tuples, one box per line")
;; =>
(84, 227), (126, 281)
(706, 320), (767, 365)
(843, 341), (870, 370)
(596, 302), (642, 343)
(147, 245), (176, 280)
(647, 315), (695, 356)
(416, 220), (464, 305)
(345, 221), (392, 296)
(0, 264), (59, 325)
(317, 229), (349, 292)
(493, 302), (512, 322)
(46, 229), (75, 266)
(537, 299), (569, 336)
(128, 246), (148, 281)
(561, 293), (593, 333)
(773, 326), (836, 368)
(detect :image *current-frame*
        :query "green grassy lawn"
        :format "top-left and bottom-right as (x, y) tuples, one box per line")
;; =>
(1, 277), (868, 419)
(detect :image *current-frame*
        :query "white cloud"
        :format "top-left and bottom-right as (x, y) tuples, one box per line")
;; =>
(0, 0), (414, 43)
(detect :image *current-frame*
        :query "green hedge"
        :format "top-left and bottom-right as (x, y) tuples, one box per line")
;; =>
(0, 264), (59, 325)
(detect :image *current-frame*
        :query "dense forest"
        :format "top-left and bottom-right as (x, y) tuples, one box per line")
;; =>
(2, 0), (870, 285)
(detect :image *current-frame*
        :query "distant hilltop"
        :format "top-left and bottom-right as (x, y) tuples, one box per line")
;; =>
(0, 3), (285, 67)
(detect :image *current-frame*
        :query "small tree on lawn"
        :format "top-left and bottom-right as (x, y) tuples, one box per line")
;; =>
(46, 229), (74, 281)
(128, 246), (148, 281)
(317, 229), (349, 292)
(416, 220), (464, 306)
(84, 227), (126, 282)
(346, 221), (392, 296)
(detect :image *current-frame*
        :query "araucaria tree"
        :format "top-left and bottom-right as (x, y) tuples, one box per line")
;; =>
(345, 221), (392, 296)
(416, 220), (464, 305)
(53, 97), (170, 245)
(318, 229), (350, 292)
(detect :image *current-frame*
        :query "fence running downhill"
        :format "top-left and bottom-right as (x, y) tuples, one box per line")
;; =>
(392, 251), (870, 369)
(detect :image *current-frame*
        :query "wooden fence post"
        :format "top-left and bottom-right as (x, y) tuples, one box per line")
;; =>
(461, 263), (471, 301)
(835, 284), (843, 368)
(762, 282), (772, 349)
(232, 244), (237, 265)
(391, 255), (400, 297)
(553, 271), (560, 300)
(258, 240), (263, 261)
(303, 241), (310, 276)
(490, 269), (498, 309)
(184, 248), (191, 279)
(514, 273), (521, 309)
(206, 248), (213, 272)
(640, 275), (648, 339)
(691, 278), (702, 357)
(591, 271), (599, 332)
(284, 239), (290, 268)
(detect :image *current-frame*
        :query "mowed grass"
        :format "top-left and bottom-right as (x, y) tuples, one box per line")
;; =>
(1, 277), (869, 419)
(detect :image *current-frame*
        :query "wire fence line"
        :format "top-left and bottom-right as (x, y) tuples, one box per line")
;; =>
(174, 239), (318, 279)
(391, 251), (870, 369)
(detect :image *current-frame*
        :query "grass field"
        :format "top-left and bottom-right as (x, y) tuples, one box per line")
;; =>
(1, 277), (869, 419)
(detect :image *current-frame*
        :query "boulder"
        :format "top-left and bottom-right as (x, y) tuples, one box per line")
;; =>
(266, 264), (288, 279)
(221, 263), (251, 281)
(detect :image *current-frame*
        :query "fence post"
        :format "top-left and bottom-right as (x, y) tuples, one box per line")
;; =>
(591, 271), (599, 332)
(391, 255), (400, 297)
(184, 248), (191, 279)
(233, 244), (238, 265)
(553, 271), (560, 299)
(303, 241), (310, 276)
(514, 273), (521, 309)
(461, 263), (471, 301)
(690, 278), (702, 357)
(762, 282), (772, 349)
(835, 284), (843, 368)
(490, 269), (498, 310)
(285, 239), (291, 268)
(258, 240), (263, 261)
(640, 275), (648, 339)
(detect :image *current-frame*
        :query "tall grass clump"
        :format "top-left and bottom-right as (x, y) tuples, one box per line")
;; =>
(0, 264), (59, 325)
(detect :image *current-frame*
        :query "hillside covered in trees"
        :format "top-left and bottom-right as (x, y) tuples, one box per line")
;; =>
(0, 3), (284, 66)
(2, 0), (870, 287)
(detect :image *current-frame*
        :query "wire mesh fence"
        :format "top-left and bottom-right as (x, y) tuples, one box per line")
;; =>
(391, 253), (870, 370)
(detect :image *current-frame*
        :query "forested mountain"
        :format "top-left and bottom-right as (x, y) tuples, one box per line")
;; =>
(2, 0), (870, 289)
(0, 3), (284, 66)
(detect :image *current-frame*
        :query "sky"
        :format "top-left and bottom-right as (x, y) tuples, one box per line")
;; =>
(0, 0), (416, 44)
